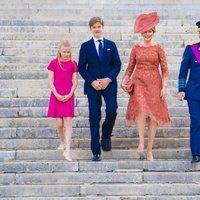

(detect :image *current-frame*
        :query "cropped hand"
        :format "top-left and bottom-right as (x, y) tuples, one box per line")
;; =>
(177, 92), (185, 101)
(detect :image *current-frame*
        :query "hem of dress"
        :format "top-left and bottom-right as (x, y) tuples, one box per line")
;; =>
(47, 115), (75, 118)
(126, 112), (171, 127)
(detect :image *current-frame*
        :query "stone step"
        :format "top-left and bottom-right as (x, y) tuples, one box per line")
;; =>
(0, 24), (197, 41)
(0, 149), (191, 161)
(0, 7), (199, 21)
(0, 87), (180, 98)
(0, 172), (142, 185)
(0, 79), (181, 88)
(1, 160), (199, 174)
(0, 63), (182, 76)
(0, 31), (197, 43)
(0, 64), (47, 71)
(0, 69), (180, 80)
(0, 106), (189, 118)
(0, 185), (79, 197)
(0, 56), (183, 67)
(0, 60), (183, 72)
(0, 138), (189, 150)
(0, 85), (182, 98)
(0, 117), (190, 128)
(1, 171), (200, 185)
(0, 61), (182, 73)
(0, 49), (186, 62)
(0, 26), (197, 42)
(80, 183), (200, 196)
(0, 39), (189, 52)
(0, 71), (48, 79)
(0, 183), (200, 197)
(0, 87), (181, 100)
(0, 0), (198, 6)
(0, 47), (185, 57)
(0, 79), (181, 91)
(0, 127), (190, 139)
(0, 2), (198, 10)
(0, 97), (188, 108)
(1, 197), (200, 200)
(0, 49), (192, 61)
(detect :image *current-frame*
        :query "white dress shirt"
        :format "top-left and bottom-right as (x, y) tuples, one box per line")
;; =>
(93, 36), (104, 56)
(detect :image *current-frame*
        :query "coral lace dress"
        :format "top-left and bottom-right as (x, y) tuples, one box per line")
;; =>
(125, 44), (170, 126)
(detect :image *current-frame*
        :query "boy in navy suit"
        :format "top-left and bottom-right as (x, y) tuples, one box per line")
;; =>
(178, 21), (200, 163)
(78, 17), (121, 161)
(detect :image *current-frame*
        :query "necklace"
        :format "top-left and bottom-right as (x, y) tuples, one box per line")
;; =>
(58, 60), (70, 71)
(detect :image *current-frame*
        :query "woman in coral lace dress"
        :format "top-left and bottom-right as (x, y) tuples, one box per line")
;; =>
(121, 12), (170, 161)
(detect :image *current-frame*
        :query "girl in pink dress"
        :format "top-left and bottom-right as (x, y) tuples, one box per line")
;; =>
(47, 40), (78, 161)
(121, 12), (170, 161)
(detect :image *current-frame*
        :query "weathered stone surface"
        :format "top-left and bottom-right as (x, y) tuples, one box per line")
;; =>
(12, 149), (191, 160)
(0, 185), (79, 197)
(80, 184), (200, 196)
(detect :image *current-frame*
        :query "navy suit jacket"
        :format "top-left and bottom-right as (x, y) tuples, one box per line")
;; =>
(178, 42), (200, 100)
(78, 38), (121, 94)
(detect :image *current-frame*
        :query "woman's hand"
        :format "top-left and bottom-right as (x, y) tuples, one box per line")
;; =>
(177, 92), (185, 101)
(121, 76), (130, 92)
(160, 86), (167, 100)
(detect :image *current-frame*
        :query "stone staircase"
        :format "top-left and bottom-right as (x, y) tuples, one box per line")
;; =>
(1, 0), (200, 199)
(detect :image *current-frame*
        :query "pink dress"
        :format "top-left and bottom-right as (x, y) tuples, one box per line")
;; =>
(125, 44), (170, 126)
(47, 59), (78, 118)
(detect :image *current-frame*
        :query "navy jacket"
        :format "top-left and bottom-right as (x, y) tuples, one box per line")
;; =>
(178, 42), (200, 100)
(78, 38), (121, 94)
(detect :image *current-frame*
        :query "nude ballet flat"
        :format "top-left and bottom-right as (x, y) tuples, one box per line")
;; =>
(57, 143), (65, 150)
(63, 151), (72, 162)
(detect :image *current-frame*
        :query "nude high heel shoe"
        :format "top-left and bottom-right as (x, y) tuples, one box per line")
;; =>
(147, 151), (154, 161)
(137, 151), (146, 160)
(57, 143), (65, 150)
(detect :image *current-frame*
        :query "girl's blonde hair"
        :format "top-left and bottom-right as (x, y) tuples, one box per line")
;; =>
(57, 39), (72, 60)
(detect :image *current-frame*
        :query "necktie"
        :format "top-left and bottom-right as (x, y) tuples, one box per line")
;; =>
(98, 39), (103, 60)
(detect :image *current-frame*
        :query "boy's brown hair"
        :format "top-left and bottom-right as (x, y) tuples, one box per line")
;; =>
(89, 16), (104, 28)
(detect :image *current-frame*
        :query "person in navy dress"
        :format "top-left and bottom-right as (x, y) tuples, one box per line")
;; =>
(177, 21), (200, 163)
(78, 17), (121, 161)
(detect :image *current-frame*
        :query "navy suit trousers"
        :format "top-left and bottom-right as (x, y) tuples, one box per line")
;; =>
(87, 88), (117, 155)
(187, 99), (200, 156)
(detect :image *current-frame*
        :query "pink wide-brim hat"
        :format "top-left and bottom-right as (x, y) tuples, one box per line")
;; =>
(134, 12), (160, 33)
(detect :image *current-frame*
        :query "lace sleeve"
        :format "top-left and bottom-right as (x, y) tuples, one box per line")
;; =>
(125, 46), (136, 77)
(158, 44), (169, 78)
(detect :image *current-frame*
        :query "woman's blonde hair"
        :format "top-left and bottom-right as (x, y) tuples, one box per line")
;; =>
(57, 39), (72, 60)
